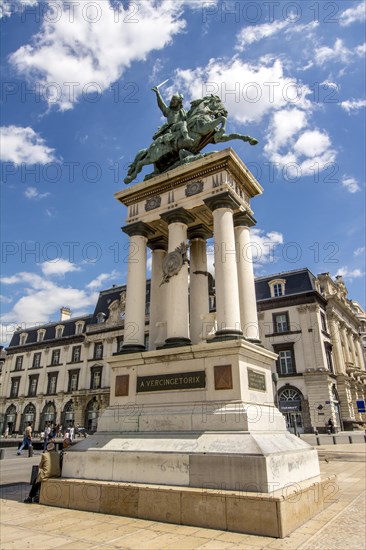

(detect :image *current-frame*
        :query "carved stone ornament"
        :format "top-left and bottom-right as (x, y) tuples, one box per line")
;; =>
(185, 180), (204, 197)
(161, 242), (189, 285)
(145, 195), (162, 212)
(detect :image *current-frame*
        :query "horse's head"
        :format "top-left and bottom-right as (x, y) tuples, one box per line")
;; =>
(204, 95), (228, 118)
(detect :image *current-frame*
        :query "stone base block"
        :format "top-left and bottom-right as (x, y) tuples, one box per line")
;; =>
(63, 431), (320, 493)
(40, 475), (336, 538)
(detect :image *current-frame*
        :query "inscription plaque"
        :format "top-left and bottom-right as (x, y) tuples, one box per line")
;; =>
(137, 371), (205, 393)
(247, 369), (266, 391)
(115, 374), (129, 396)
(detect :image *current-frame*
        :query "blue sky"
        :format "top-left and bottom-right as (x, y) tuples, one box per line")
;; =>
(1, 0), (365, 344)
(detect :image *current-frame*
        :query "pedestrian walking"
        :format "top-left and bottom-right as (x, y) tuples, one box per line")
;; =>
(17, 422), (33, 455)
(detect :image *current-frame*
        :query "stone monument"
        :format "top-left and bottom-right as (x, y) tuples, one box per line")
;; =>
(42, 91), (333, 538)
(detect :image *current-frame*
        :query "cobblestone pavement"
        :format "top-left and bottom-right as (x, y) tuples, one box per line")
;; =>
(1, 444), (365, 550)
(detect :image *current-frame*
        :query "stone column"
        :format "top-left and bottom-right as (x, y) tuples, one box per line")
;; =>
(160, 208), (195, 347)
(355, 338), (365, 370)
(204, 192), (243, 340)
(234, 212), (260, 343)
(188, 225), (212, 345)
(121, 222), (153, 352)
(349, 330), (358, 368)
(340, 324), (352, 365)
(328, 316), (344, 374)
(148, 237), (168, 350)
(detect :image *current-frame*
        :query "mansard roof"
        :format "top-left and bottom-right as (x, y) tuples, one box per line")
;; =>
(255, 268), (318, 301)
(8, 314), (93, 348)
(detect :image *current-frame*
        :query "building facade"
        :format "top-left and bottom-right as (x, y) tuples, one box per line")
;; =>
(1, 270), (365, 435)
(256, 269), (366, 433)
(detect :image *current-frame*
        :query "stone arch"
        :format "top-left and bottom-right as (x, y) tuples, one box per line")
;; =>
(21, 402), (36, 434)
(4, 403), (17, 435)
(84, 397), (100, 433)
(40, 400), (56, 431)
(62, 400), (75, 429)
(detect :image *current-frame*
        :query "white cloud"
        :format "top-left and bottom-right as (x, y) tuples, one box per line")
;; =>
(335, 267), (365, 280)
(172, 57), (311, 124)
(293, 130), (331, 158)
(10, 0), (186, 110)
(354, 247), (365, 256)
(264, 112), (336, 178)
(236, 20), (289, 51)
(0, 0), (37, 19)
(24, 186), (50, 200)
(315, 38), (365, 65)
(340, 2), (366, 26)
(341, 175), (361, 193)
(0, 126), (56, 164)
(40, 260), (81, 277)
(0, 294), (12, 304)
(340, 99), (366, 113)
(86, 270), (119, 290)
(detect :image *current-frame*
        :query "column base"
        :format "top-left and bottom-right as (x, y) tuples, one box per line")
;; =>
(116, 344), (146, 354)
(244, 337), (262, 346)
(159, 337), (192, 349)
(208, 329), (243, 343)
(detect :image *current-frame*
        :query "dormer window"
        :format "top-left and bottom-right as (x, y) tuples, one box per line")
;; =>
(37, 329), (46, 342)
(19, 333), (28, 346)
(75, 322), (84, 335)
(269, 279), (286, 298)
(55, 325), (64, 339)
(96, 312), (106, 324)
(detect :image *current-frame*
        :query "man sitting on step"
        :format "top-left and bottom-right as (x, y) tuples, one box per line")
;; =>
(24, 442), (61, 503)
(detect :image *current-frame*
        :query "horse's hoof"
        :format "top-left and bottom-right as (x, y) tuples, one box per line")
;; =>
(124, 177), (132, 184)
(249, 139), (258, 145)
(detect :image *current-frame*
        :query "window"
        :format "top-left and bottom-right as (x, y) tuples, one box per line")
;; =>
(37, 329), (46, 342)
(20, 333), (28, 346)
(71, 346), (81, 362)
(47, 373), (58, 395)
(28, 375), (39, 397)
(273, 284), (283, 297)
(325, 343), (334, 373)
(55, 326), (64, 339)
(10, 377), (21, 398)
(269, 279), (286, 298)
(90, 367), (102, 390)
(93, 343), (103, 360)
(117, 337), (124, 353)
(15, 356), (23, 371)
(278, 350), (296, 375)
(320, 312), (328, 333)
(144, 333), (149, 349)
(68, 371), (79, 392)
(51, 349), (60, 365)
(75, 322), (84, 335)
(273, 313), (289, 333)
(96, 313), (106, 324)
(32, 353), (41, 369)
(273, 344), (297, 375)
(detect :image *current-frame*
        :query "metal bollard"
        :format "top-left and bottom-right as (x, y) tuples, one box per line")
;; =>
(0, 449), (4, 460)
(348, 436), (353, 444)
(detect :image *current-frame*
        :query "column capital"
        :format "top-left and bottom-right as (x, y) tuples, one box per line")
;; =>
(160, 207), (195, 226)
(233, 212), (257, 228)
(121, 222), (154, 238)
(187, 224), (213, 241)
(147, 236), (168, 251)
(203, 191), (241, 212)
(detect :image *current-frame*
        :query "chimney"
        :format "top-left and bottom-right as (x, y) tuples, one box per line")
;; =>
(60, 307), (71, 321)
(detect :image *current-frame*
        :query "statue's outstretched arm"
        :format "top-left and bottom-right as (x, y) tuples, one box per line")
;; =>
(152, 87), (168, 117)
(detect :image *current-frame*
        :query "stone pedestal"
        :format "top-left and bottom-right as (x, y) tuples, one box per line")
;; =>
(59, 150), (324, 537)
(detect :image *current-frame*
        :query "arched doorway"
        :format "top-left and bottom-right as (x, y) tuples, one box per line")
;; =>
(21, 403), (36, 434)
(4, 404), (17, 435)
(85, 398), (99, 433)
(62, 400), (74, 428)
(41, 401), (56, 431)
(278, 386), (304, 434)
